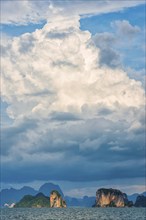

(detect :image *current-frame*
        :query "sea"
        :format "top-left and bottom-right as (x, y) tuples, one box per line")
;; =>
(0, 207), (146, 220)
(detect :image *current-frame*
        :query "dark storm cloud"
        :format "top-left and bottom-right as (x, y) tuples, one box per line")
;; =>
(1, 106), (145, 184)
(1, 119), (38, 156)
(1, 150), (145, 183)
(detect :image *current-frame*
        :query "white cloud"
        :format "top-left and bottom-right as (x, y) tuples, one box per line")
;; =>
(1, 0), (145, 25)
(1, 15), (145, 184)
(126, 68), (145, 87)
(111, 20), (141, 36)
(92, 19), (143, 69)
(1, 16), (144, 121)
(1, 0), (52, 25)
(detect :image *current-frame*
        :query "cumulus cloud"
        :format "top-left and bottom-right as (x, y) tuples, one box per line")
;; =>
(126, 68), (146, 87)
(111, 20), (141, 37)
(1, 17), (144, 118)
(92, 18), (142, 69)
(1, 16), (145, 184)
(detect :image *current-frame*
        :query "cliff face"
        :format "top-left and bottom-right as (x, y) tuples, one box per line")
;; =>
(95, 188), (132, 207)
(50, 190), (66, 208)
(135, 195), (146, 207)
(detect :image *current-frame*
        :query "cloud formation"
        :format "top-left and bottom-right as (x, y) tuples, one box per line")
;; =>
(1, 0), (145, 25)
(92, 19), (142, 68)
(111, 20), (140, 37)
(1, 16), (145, 184)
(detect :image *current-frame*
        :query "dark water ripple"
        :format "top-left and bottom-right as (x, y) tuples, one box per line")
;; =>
(0, 207), (146, 220)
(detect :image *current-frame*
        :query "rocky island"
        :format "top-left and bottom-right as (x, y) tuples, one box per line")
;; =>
(50, 190), (66, 208)
(14, 190), (66, 208)
(14, 193), (50, 208)
(93, 188), (133, 207)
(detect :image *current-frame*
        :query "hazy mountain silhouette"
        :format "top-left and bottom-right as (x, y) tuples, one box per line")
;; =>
(39, 183), (64, 197)
(0, 186), (37, 206)
(0, 183), (63, 207)
(65, 196), (95, 207)
(127, 192), (146, 203)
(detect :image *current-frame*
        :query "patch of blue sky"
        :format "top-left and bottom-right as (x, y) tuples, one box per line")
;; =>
(0, 20), (46, 37)
(80, 4), (145, 72)
(80, 4), (145, 34)
(121, 48), (145, 70)
(114, 34), (145, 70)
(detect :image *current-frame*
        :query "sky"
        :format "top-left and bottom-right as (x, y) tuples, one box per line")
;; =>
(0, 0), (146, 197)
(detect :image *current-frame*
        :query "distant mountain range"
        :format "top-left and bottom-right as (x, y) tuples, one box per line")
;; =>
(127, 191), (146, 203)
(0, 182), (63, 207)
(0, 182), (145, 207)
(65, 195), (95, 207)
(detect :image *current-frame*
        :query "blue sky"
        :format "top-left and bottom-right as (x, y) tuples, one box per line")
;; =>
(80, 4), (145, 33)
(81, 4), (145, 71)
(1, 0), (145, 197)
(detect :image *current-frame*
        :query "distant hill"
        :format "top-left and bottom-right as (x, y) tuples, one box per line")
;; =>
(127, 193), (139, 203)
(14, 193), (50, 208)
(135, 195), (146, 207)
(39, 183), (64, 197)
(128, 191), (146, 203)
(0, 186), (37, 207)
(65, 196), (95, 207)
(0, 182), (64, 207)
(142, 191), (146, 196)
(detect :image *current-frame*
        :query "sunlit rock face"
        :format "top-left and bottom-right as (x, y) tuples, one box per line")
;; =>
(95, 188), (131, 207)
(50, 190), (66, 208)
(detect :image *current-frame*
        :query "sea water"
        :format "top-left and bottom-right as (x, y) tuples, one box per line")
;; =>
(0, 207), (145, 220)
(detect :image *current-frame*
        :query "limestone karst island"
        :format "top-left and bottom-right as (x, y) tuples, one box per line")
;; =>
(14, 190), (66, 208)
(5, 187), (145, 208)
(93, 188), (133, 207)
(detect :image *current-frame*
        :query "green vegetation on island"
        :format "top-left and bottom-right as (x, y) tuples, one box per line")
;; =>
(14, 193), (50, 208)
(14, 191), (66, 208)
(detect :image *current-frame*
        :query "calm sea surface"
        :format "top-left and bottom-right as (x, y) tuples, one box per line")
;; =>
(0, 207), (146, 220)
